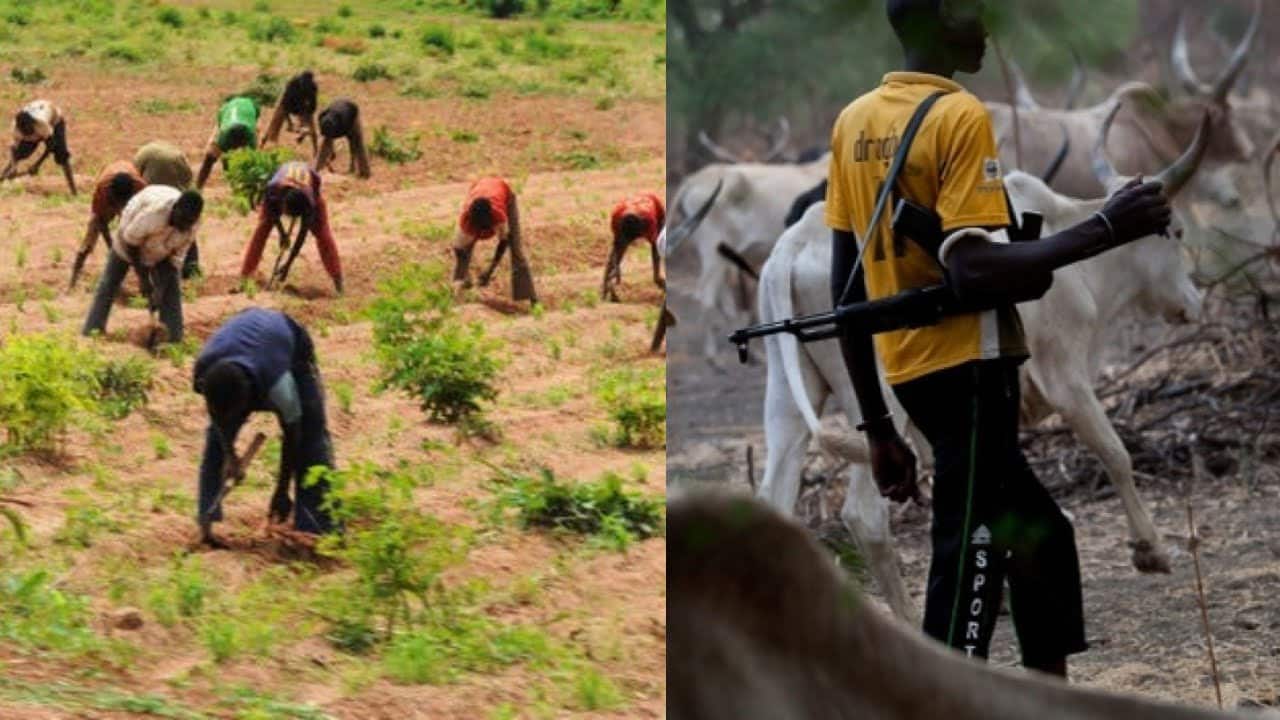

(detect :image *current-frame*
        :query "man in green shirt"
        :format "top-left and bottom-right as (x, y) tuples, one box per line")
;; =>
(135, 140), (200, 277)
(196, 96), (259, 189)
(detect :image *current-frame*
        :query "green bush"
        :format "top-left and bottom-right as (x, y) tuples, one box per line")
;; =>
(9, 67), (44, 84)
(102, 42), (145, 64)
(155, 7), (184, 28)
(420, 24), (455, 56)
(369, 125), (422, 164)
(229, 72), (280, 108)
(249, 15), (297, 43)
(352, 61), (393, 82)
(367, 264), (504, 423)
(479, 0), (526, 18)
(496, 468), (663, 549)
(0, 569), (100, 656)
(368, 23), (387, 38)
(0, 334), (102, 452)
(95, 356), (153, 420)
(594, 366), (664, 449)
(223, 147), (294, 211)
(337, 4), (354, 17)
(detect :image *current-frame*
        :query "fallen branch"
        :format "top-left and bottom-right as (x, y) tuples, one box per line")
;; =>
(1186, 446), (1223, 710)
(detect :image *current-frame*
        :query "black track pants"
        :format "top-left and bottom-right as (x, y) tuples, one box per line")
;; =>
(893, 359), (1088, 666)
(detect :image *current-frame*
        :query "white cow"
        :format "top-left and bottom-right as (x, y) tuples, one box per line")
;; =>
(755, 113), (1210, 619)
(668, 156), (828, 357)
(669, 492), (1245, 720)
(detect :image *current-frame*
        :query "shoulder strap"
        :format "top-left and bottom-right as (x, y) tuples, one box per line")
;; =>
(836, 90), (949, 306)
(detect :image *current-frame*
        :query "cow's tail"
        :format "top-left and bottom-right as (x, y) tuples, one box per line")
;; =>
(760, 211), (823, 439)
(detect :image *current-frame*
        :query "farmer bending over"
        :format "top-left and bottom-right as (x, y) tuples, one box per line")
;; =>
(134, 140), (200, 277)
(2, 99), (76, 194)
(454, 176), (537, 304)
(193, 308), (336, 548)
(314, 99), (370, 179)
(602, 193), (665, 301)
(70, 160), (147, 289)
(196, 95), (259, 189)
(829, 0), (1176, 678)
(82, 187), (203, 344)
(241, 161), (344, 294)
(261, 70), (319, 157)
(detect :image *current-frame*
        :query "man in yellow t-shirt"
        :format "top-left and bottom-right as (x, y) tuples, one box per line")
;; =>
(829, 0), (1175, 678)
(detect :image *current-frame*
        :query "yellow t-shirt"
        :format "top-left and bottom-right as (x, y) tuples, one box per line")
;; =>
(826, 72), (1027, 386)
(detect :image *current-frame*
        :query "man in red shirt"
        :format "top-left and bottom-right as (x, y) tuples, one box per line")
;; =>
(241, 161), (343, 295)
(70, 160), (148, 289)
(602, 193), (665, 301)
(454, 177), (537, 304)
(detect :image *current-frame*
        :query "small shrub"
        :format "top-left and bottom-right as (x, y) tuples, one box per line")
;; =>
(156, 7), (184, 28)
(352, 61), (393, 82)
(458, 81), (490, 99)
(368, 23), (387, 38)
(367, 264), (504, 424)
(54, 502), (121, 548)
(249, 15), (297, 43)
(223, 147), (294, 211)
(9, 67), (44, 84)
(556, 150), (600, 170)
(495, 468), (663, 548)
(450, 129), (478, 143)
(480, 0), (526, 18)
(574, 668), (624, 711)
(337, 4), (354, 17)
(594, 365), (664, 448)
(369, 125), (422, 164)
(420, 24), (455, 56)
(102, 42), (146, 64)
(0, 569), (100, 656)
(230, 72), (280, 108)
(0, 333), (102, 452)
(95, 355), (152, 420)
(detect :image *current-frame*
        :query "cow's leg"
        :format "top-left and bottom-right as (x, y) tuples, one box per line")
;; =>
(756, 346), (826, 513)
(1045, 380), (1169, 573)
(840, 465), (916, 623)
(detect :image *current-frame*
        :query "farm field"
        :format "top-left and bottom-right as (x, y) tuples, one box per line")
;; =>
(0, 1), (667, 718)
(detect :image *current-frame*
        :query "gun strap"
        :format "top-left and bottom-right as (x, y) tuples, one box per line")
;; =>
(837, 90), (950, 307)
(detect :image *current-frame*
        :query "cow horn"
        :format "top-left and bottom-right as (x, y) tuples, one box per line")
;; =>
(698, 131), (742, 164)
(665, 178), (724, 257)
(1091, 102), (1123, 189)
(1210, 0), (1262, 104)
(1041, 123), (1070, 185)
(1009, 59), (1040, 111)
(1064, 47), (1087, 111)
(1264, 129), (1280, 228)
(1171, 11), (1211, 96)
(1155, 110), (1212, 198)
(761, 117), (791, 163)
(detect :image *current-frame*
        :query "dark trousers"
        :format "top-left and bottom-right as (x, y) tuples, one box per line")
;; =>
(893, 359), (1088, 666)
(82, 252), (183, 343)
(196, 322), (335, 534)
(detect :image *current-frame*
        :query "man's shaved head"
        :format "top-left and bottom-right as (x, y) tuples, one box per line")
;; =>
(886, 0), (988, 75)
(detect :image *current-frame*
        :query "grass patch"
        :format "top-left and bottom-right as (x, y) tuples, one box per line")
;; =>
(9, 66), (44, 84)
(0, 569), (101, 656)
(369, 125), (423, 164)
(420, 23), (456, 56)
(494, 468), (663, 549)
(352, 61), (394, 82)
(593, 365), (664, 449)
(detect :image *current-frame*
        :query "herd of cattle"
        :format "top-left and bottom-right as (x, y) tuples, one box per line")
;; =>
(665, 0), (1278, 697)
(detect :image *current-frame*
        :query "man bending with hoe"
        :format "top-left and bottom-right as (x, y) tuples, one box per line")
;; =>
(192, 308), (337, 548)
(314, 98), (370, 179)
(602, 192), (665, 301)
(454, 176), (537, 304)
(82, 187), (204, 344)
(261, 70), (320, 157)
(240, 160), (344, 295)
(2, 99), (77, 194)
(829, 0), (1174, 678)
(196, 95), (259, 189)
(70, 160), (147, 289)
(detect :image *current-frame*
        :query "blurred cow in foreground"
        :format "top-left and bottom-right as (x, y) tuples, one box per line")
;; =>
(668, 491), (1243, 720)
(754, 109), (1211, 619)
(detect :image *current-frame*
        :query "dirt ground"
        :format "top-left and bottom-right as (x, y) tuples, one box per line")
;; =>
(667, 284), (1280, 711)
(0, 48), (666, 719)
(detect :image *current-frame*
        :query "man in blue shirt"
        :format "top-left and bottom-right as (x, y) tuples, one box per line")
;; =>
(192, 308), (336, 547)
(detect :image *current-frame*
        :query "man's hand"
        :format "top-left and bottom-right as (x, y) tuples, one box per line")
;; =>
(269, 487), (293, 524)
(1098, 176), (1173, 245)
(863, 418), (919, 504)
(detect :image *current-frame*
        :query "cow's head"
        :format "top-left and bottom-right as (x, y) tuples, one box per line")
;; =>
(1094, 103), (1209, 324)
(697, 118), (792, 164)
(1166, 0), (1261, 170)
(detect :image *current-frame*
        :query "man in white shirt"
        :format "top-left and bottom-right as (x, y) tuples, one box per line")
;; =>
(1, 99), (76, 194)
(82, 186), (204, 344)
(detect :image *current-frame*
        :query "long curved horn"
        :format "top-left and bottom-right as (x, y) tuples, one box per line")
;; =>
(761, 117), (791, 163)
(1041, 123), (1070, 185)
(1210, 0), (1262, 104)
(1009, 59), (1040, 110)
(698, 131), (742, 164)
(665, 178), (724, 257)
(1092, 102), (1123, 190)
(1154, 110), (1212, 198)
(1064, 47), (1086, 111)
(1171, 10), (1210, 96)
(1264, 129), (1280, 228)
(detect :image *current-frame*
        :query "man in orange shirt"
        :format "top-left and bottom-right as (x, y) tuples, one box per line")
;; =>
(829, 0), (1174, 677)
(454, 177), (537, 304)
(602, 193), (665, 301)
(70, 161), (148, 289)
